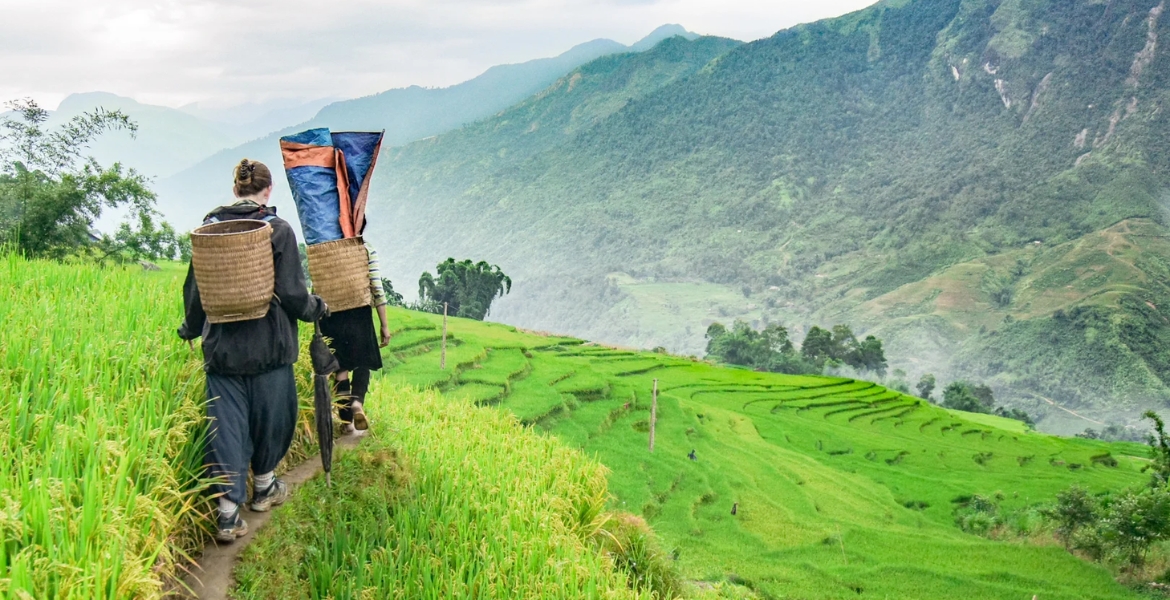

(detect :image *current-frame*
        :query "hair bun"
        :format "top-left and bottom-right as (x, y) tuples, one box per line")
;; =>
(236, 159), (254, 185)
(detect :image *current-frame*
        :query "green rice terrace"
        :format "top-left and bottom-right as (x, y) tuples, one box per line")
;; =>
(369, 307), (1155, 600)
(0, 254), (1159, 599)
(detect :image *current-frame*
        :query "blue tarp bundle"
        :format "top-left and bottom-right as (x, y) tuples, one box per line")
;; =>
(280, 128), (384, 244)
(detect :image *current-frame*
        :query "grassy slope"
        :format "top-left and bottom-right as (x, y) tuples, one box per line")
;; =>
(234, 386), (651, 600)
(376, 307), (1152, 599)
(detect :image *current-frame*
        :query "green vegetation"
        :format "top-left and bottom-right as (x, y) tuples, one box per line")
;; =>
(1028, 414), (1170, 573)
(1, 254), (679, 598)
(1, 254), (326, 598)
(0, 254), (205, 597)
(367, 0), (1170, 430)
(372, 306), (1155, 598)
(916, 373), (937, 401)
(5, 251), (1163, 599)
(379, 277), (404, 306)
(0, 99), (183, 262)
(704, 320), (887, 376)
(234, 386), (666, 599)
(417, 258), (512, 320)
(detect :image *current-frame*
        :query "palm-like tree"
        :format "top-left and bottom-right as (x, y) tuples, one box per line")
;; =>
(418, 258), (512, 320)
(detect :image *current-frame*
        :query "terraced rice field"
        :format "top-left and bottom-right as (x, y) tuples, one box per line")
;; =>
(377, 307), (1151, 599)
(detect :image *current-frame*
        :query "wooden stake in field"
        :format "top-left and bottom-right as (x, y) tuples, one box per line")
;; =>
(649, 378), (658, 452)
(441, 302), (448, 370)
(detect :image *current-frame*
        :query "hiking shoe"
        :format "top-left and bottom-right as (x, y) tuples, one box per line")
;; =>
(250, 479), (289, 513)
(351, 403), (369, 431)
(215, 508), (248, 543)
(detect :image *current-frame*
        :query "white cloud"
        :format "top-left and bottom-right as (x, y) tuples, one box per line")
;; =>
(0, 0), (877, 109)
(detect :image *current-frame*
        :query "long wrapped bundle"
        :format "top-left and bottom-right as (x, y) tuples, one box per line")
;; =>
(280, 128), (385, 245)
(279, 128), (344, 245)
(330, 131), (384, 236)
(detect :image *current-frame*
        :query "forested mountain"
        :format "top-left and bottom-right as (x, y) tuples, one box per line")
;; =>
(154, 25), (695, 230)
(368, 0), (1170, 433)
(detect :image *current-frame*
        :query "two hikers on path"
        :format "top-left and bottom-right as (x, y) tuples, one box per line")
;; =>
(177, 158), (388, 542)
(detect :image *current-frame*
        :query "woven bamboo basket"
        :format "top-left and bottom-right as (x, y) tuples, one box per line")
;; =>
(306, 237), (372, 312)
(190, 220), (274, 324)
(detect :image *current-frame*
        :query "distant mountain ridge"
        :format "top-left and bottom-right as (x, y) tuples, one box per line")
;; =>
(155, 25), (699, 232)
(178, 97), (338, 142)
(50, 92), (240, 180)
(362, 0), (1170, 432)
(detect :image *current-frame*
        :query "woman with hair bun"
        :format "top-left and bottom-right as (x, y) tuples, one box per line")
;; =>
(177, 158), (328, 543)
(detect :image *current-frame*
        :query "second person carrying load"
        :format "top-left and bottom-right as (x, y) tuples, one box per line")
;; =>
(280, 128), (390, 433)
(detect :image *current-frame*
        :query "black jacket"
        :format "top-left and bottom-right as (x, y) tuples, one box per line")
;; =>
(178, 203), (327, 376)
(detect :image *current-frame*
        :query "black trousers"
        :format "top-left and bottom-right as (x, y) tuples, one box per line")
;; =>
(205, 365), (298, 505)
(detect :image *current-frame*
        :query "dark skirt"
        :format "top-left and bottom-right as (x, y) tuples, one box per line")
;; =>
(318, 306), (383, 372)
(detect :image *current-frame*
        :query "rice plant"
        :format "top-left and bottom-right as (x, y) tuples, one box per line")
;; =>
(0, 255), (319, 599)
(234, 387), (655, 600)
(0, 256), (206, 598)
(375, 305), (1158, 599)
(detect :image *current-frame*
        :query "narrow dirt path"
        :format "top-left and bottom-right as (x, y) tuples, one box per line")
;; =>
(177, 435), (362, 600)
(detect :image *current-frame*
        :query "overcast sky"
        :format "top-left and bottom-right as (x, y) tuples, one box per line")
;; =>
(2, 0), (877, 111)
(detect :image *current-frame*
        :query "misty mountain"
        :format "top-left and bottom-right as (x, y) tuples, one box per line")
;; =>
(178, 97), (339, 142)
(366, 0), (1170, 432)
(52, 92), (241, 180)
(155, 25), (697, 232)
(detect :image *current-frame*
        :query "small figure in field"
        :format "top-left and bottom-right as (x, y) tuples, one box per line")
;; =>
(178, 159), (328, 543)
(688, 449), (697, 461)
(731, 502), (738, 516)
(320, 225), (391, 435)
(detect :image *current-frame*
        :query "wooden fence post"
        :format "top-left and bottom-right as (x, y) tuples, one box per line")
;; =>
(649, 378), (658, 452)
(441, 302), (448, 370)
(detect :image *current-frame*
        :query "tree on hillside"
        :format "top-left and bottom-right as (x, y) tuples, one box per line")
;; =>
(916, 374), (936, 402)
(705, 320), (802, 372)
(853, 335), (888, 377)
(800, 324), (886, 376)
(994, 406), (1036, 429)
(0, 98), (181, 261)
(1144, 411), (1170, 488)
(417, 258), (512, 320)
(830, 325), (859, 363)
(380, 277), (405, 307)
(800, 326), (835, 369)
(941, 381), (996, 414)
(1043, 485), (1098, 550)
(886, 369), (911, 394)
(941, 381), (1033, 427)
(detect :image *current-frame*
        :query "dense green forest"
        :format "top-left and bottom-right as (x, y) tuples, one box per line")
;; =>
(367, 0), (1170, 433)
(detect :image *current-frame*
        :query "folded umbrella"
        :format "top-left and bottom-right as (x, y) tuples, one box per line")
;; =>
(309, 323), (340, 485)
